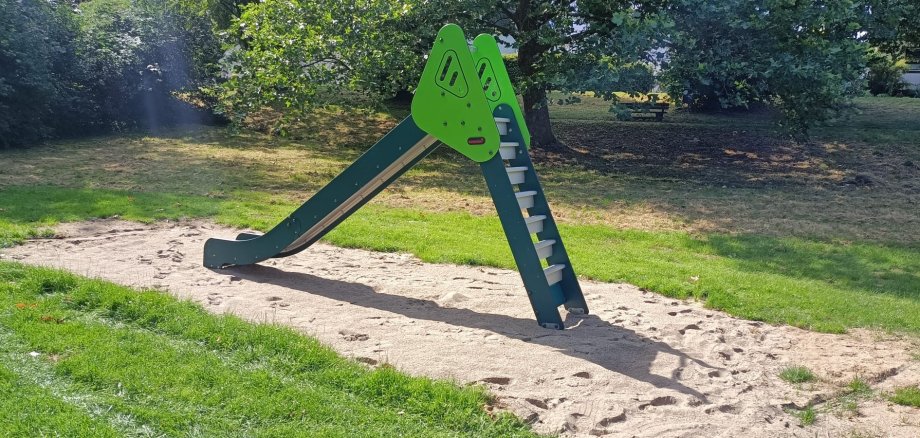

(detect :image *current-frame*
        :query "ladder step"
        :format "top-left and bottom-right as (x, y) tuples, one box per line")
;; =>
(505, 166), (528, 184)
(499, 142), (518, 160)
(515, 191), (536, 209)
(494, 117), (511, 135)
(544, 264), (566, 286)
(534, 239), (556, 259)
(524, 215), (546, 233)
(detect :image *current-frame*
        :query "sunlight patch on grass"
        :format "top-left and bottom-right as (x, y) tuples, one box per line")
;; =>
(1, 185), (919, 334)
(0, 262), (537, 437)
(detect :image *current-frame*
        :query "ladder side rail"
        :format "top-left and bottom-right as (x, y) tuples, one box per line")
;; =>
(480, 154), (565, 329)
(495, 105), (590, 314)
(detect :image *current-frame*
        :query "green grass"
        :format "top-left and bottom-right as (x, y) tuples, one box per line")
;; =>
(1, 96), (919, 335)
(0, 261), (538, 436)
(846, 376), (872, 395)
(890, 386), (920, 408)
(1, 184), (919, 334)
(779, 365), (817, 384)
(795, 406), (817, 426)
(0, 364), (120, 436)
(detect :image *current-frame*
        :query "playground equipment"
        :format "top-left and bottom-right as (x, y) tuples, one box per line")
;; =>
(203, 24), (589, 329)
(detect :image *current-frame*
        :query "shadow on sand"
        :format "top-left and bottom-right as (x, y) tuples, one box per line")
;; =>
(220, 264), (720, 403)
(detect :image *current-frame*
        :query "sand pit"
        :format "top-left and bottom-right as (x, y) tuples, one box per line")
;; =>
(2, 219), (918, 437)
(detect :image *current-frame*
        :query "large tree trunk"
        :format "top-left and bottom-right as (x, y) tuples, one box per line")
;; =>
(514, 3), (562, 151)
(522, 87), (559, 148)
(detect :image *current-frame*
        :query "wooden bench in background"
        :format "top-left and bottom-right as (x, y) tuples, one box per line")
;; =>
(613, 92), (671, 121)
(619, 102), (669, 121)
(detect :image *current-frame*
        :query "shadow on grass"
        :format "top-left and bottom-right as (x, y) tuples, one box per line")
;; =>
(221, 264), (718, 403)
(0, 186), (218, 225)
(700, 234), (920, 301)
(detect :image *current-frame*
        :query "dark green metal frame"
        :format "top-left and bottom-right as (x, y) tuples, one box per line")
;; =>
(203, 116), (438, 268)
(481, 104), (589, 328)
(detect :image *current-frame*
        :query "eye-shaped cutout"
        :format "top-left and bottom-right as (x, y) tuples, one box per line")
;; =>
(475, 59), (501, 102)
(435, 50), (468, 97)
(440, 55), (453, 81)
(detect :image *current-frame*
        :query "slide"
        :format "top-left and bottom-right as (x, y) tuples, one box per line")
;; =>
(203, 117), (439, 268)
(204, 24), (589, 328)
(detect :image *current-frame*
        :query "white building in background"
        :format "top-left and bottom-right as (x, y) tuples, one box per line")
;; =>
(905, 48), (920, 90)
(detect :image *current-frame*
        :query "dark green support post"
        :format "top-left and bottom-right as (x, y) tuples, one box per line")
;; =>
(480, 153), (565, 329)
(493, 104), (589, 315)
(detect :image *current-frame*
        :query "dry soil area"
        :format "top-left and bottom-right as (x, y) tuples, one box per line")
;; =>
(2, 219), (918, 437)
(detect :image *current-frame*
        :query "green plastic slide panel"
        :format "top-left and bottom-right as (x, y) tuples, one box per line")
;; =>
(471, 34), (531, 148)
(412, 24), (500, 162)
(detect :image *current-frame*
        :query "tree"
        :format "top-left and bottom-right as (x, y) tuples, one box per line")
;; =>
(0, 0), (85, 147)
(211, 0), (426, 128)
(214, 0), (665, 148)
(1, 0), (225, 147)
(661, 0), (868, 135)
(423, 1), (667, 148)
(866, 47), (908, 96)
(862, 0), (920, 54)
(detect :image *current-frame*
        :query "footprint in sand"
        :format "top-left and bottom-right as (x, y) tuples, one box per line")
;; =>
(207, 293), (223, 306)
(705, 404), (739, 414)
(480, 377), (512, 385)
(638, 396), (678, 410)
(678, 324), (701, 335)
(572, 371), (592, 379)
(338, 330), (369, 342)
(355, 357), (378, 366)
(594, 408), (627, 428)
(525, 398), (548, 409)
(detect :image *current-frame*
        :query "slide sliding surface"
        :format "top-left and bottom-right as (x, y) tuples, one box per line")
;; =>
(203, 116), (439, 268)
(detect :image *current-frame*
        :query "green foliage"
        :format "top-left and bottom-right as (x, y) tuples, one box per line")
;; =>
(794, 406), (817, 426)
(863, 0), (920, 54)
(0, 0), (223, 148)
(779, 365), (817, 384)
(662, 0), (868, 135)
(846, 376), (872, 395)
(210, 0), (666, 145)
(0, 0), (81, 147)
(210, 0), (424, 127)
(866, 48), (909, 96)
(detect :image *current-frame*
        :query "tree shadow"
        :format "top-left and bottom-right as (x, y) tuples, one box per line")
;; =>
(219, 264), (719, 402)
(701, 234), (920, 300)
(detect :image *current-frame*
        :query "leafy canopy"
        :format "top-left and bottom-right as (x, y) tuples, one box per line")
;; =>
(661, 0), (868, 134)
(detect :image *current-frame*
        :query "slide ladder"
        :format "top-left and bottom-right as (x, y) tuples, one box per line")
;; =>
(203, 24), (589, 328)
(481, 109), (588, 329)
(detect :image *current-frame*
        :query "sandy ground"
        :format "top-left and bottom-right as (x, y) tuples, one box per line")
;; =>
(2, 219), (918, 437)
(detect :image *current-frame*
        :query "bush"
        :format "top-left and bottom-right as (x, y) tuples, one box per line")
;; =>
(662, 0), (867, 135)
(0, 0), (221, 148)
(866, 48), (909, 96)
(0, 0), (80, 147)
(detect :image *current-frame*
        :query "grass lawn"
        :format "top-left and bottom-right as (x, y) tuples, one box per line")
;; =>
(1, 96), (919, 334)
(0, 262), (537, 436)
